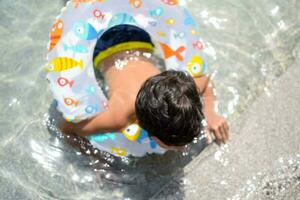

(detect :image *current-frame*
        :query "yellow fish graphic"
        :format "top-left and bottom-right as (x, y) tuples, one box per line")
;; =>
(111, 147), (127, 157)
(45, 57), (84, 72)
(186, 55), (204, 77)
(190, 28), (198, 35)
(165, 18), (175, 25)
(157, 31), (166, 37)
(122, 123), (142, 141)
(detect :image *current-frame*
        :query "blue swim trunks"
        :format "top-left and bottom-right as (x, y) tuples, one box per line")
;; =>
(93, 24), (155, 67)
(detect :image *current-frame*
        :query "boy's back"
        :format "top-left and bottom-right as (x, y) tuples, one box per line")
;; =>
(101, 49), (161, 101)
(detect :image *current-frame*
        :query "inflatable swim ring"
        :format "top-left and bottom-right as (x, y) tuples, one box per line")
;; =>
(45, 0), (207, 157)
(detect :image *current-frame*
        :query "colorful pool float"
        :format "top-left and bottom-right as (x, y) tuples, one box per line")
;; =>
(45, 0), (207, 157)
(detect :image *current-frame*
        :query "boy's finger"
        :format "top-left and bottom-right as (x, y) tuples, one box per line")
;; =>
(213, 128), (222, 145)
(224, 122), (229, 131)
(224, 122), (230, 140)
(218, 126), (226, 144)
(221, 124), (229, 141)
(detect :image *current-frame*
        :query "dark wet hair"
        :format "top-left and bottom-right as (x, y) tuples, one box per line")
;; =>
(135, 70), (204, 146)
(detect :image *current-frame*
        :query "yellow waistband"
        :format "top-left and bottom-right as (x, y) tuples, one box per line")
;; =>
(93, 41), (154, 68)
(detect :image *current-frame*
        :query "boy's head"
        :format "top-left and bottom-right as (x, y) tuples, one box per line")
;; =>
(135, 70), (204, 149)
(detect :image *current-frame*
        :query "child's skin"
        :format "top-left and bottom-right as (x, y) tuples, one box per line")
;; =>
(60, 49), (229, 149)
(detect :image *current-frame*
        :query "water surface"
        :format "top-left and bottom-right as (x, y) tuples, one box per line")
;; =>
(0, 0), (299, 199)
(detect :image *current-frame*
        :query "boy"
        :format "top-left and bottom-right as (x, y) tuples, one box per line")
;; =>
(60, 24), (229, 150)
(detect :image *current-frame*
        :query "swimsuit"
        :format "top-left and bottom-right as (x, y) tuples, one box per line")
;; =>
(93, 24), (154, 67)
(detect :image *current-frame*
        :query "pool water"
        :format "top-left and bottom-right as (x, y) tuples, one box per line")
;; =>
(0, 0), (299, 199)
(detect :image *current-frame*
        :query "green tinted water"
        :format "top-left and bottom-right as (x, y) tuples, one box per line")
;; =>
(0, 0), (299, 199)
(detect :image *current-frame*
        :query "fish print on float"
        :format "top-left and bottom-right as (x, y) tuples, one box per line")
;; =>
(57, 77), (74, 88)
(161, 0), (178, 6)
(48, 19), (64, 51)
(73, 21), (99, 40)
(45, 0), (207, 157)
(108, 13), (137, 28)
(45, 57), (84, 72)
(63, 43), (88, 53)
(159, 42), (186, 61)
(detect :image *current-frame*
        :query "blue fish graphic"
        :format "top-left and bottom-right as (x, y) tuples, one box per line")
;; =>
(149, 7), (164, 17)
(108, 13), (136, 28)
(63, 43), (88, 53)
(73, 21), (99, 40)
(89, 133), (116, 142)
(137, 129), (157, 149)
(183, 8), (196, 26)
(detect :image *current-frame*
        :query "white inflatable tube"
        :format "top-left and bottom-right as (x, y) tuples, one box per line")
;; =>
(46, 0), (207, 157)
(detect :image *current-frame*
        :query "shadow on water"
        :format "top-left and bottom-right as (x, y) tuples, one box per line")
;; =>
(47, 101), (207, 199)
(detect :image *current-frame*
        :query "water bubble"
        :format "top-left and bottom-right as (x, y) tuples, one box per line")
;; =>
(105, 174), (111, 179)
(270, 6), (279, 16)
(143, 52), (152, 58)
(220, 180), (228, 185)
(93, 149), (99, 154)
(115, 58), (129, 70)
(135, 51), (140, 56)
(103, 163), (110, 168)
(72, 174), (80, 182)
(83, 175), (93, 182)
(8, 98), (20, 107)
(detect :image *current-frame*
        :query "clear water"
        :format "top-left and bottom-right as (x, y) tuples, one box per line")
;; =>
(229, 154), (300, 200)
(0, 0), (299, 199)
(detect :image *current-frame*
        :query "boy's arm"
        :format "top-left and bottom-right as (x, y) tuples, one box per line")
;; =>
(194, 75), (229, 145)
(59, 92), (133, 137)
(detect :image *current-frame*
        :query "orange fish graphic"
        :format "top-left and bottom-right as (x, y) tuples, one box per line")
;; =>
(129, 0), (142, 8)
(57, 77), (74, 88)
(93, 9), (105, 20)
(64, 97), (80, 106)
(161, 0), (178, 5)
(48, 19), (63, 51)
(193, 41), (204, 50)
(159, 42), (186, 61)
(72, 0), (105, 8)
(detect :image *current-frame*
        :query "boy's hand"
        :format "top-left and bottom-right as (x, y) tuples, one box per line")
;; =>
(58, 120), (76, 136)
(205, 112), (229, 145)
(58, 118), (93, 137)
